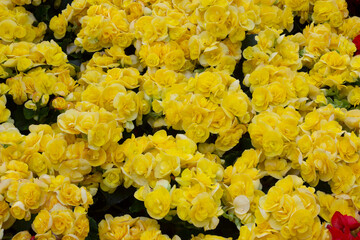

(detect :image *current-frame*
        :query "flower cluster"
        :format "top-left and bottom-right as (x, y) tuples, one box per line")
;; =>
(0, 2), (47, 43)
(222, 149), (263, 225)
(49, 0), (306, 72)
(98, 214), (179, 240)
(0, 173), (93, 239)
(143, 68), (252, 150)
(0, 41), (68, 79)
(238, 176), (331, 239)
(2, 0), (360, 239)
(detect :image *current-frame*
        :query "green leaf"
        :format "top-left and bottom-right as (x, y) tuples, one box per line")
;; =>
(103, 186), (135, 207)
(85, 217), (99, 240)
(91, 187), (135, 214)
(33, 5), (51, 23)
(11, 214), (35, 233)
(38, 107), (49, 122)
(129, 199), (145, 213)
(23, 108), (35, 120)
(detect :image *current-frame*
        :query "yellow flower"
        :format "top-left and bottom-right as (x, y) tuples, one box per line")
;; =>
(268, 82), (287, 106)
(285, 0), (309, 11)
(11, 0), (31, 5)
(98, 214), (136, 240)
(0, 96), (10, 123)
(270, 194), (296, 226)
(208, 107), (232, 134)
(337, 134), (359, 163)
(152, 69), (176, 88)
(313, 0), (338, 24)
(50, 14), (68, 39)
(5, 180), (19, 203)
(238, 225), (254, 240)
(57, 109), (81, 134)
(293, 74), (309, 98)
(112, 32), (134, 48)
(18, 182), (45, 210)
(252, 87), (272, 112)
(152, 17), (168, 40)
(301, 110), (320, 131)
(344, 109), (360, 129)
(28, 152), (49, 176)
(52, 97), (67, 110)
(189, 192), (222, 230)
(185, 123), (210, 143)
(197, 158), (224, 181)
(140, 230), (170, 240)
(125, 153), (154, 186)
(199, 45), (224, 67)
(145, 53), (160, 67)
(154, 153), (180, 179)
(263, 157), (291, 179)
(51, 208), (75, 235)
(32, 210), (52, 234)
(339, 17), (360, 39)
(44, 137), (67, 165)
(10, 201), (30, 220)
(144, 186), (171, 220)
(57, 183), (82, 206)
(348, 87), (360, 106)
(58, 159), (92, 183)
(62, 235), (79, 240)
(189, 36), (201, 60)
(113, 91), (138, 122)
(86, 148), (107, 167)
(262, 130), (284, 158)
(315, 94), (327, 105)
(12, 231), (32, 240)
(281, 209), (314, 239)
(81, 84), (102, 105)
(73, 214), (90, 239)
(36, 40), (67, 66)
(74, 112), (99, 134)
(195, 72), (222, 97)
(259, 186), (284, 212)
(100, 85), (125, 112)
(163, 100), (183, 130)
(4, 160), (29, 180)
(320, 51), (350, 71)
(330, 164), (356, 194)
(215, 123), (246, 152)
(34, 231), (56, 240)
(17, 56), (33, 72)
(228, 174), (255, 202)
(0, 19), (18, 42)
(0, 201), (10, 224)
(88, 123), (112, 149)
(117, 68), (140, 90)
(101, 168), (123, 192)
(164, 49), (185, 71)
(310, 149), (337, 181)
(222, 92), (249, 119)
(233, 195), (251, 218)
(35, 75), (57, 96)
(6, 76), (27, 105)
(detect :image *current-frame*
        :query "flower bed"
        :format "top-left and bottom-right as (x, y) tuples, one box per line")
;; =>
(1, 0), (360, 239)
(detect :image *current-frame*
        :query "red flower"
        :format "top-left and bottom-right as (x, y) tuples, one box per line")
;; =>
(30, 237), (35, 240)
(327, 212), (360, 240)
(354, 35), (360, 56)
